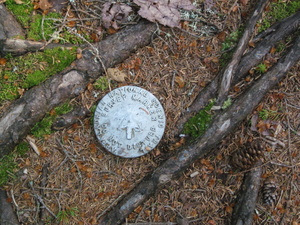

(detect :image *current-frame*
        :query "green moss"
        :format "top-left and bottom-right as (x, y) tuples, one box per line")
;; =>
(222, 98), (232, 110)
(255, 63), (268, 74)
(54, 102), (73, 115)
(5, 0), (90, 43)
(93, 77), (109, 91)
(31, 102), (73, 138)
(0, 154), (17, 186)
(15, 141), (30, 156)
(183, 100), (215, 138)
(57, 207), (79, 223)
(221, 29), (243, 51)
(0, 142), (29, 186)
(259, 0), (300, 32)
(259, 109), (279, 120)
(23, 47), (77, 88)
(220, 28), (243, 67)
(27, 12), (62, 41)
(0, 47), (77, 104)
(5, 0), (33, 30)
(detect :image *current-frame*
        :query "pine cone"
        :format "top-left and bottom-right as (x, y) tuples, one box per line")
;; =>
(262, 177), (277, 205)
(231, 140), (265, 170)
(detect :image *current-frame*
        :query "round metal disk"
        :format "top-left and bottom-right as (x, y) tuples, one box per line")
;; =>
(94, 86), (166, 158)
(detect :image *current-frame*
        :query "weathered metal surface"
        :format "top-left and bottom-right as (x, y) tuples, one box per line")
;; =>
(94, 86), (166, 158)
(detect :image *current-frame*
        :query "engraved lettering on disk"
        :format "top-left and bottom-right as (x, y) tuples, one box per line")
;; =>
(94, 86), (166, 158)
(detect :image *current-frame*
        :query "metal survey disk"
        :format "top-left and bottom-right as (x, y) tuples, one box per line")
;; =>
(94, 86), (166, 158)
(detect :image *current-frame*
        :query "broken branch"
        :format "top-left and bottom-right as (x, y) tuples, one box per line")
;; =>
(231, 162), (263, 225)
(216, 0), (268, 106)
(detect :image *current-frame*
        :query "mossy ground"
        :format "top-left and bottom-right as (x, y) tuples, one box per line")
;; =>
(0, 47), (77, 103)
(0, 142), (29, 186)
(5, 0), (91, 42)
(258, 0), (300, 32)
(183, 100), (215, 138)
(31, 102), (74, 138)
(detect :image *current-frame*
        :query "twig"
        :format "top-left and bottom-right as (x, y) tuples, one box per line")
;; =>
(10, 189), (19, 209)
(55, 138), (83, 190)
(39, 163), (50, 222)
(96, 193), (126, 220)
(65, 26), (109, 82)
(40, 7), (70, 49)
(28, 181), (57, 219)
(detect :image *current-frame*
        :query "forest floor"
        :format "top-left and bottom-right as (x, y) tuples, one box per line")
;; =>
(1, 0), (299, 224)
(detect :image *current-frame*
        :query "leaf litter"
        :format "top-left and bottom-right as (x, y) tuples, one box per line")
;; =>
(2, 0), (300, 224)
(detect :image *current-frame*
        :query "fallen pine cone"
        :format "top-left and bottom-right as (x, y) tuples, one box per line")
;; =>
(262, 177), (277, 206)
(231, 139), (265, 170)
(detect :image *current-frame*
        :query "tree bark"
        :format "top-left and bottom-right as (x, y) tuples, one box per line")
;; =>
(98, 36), (300, 225)
(0, 4), (25, 40)
(231, 162), (263, 225)
(0, 189), (20, 225)
(176, 11), (300, 134)
(0, 21), (156, 158)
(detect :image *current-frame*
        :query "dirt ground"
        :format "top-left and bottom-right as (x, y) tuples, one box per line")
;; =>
(2, 0), (300, 224)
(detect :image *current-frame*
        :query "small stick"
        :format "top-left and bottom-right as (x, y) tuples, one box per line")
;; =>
(55, 138), (83, 190)
(28, 181), (57, 219)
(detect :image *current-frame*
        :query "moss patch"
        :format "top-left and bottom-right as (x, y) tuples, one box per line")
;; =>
(93, 76), (110, 91)
(183, 100), (215, 138)
(5, 0), (33, 33)
(5, 0), (91, 43)
(0, 142), (29, 187)
(0, 47), (77, 104)
(31, 102), (73, 138)
(220, 28), (243, 67)
(258, 0), (300, 32)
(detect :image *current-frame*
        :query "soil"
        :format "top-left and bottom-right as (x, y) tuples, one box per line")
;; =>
(1, 0), (299, 224)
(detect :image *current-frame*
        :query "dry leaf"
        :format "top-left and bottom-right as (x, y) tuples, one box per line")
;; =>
(17, 88), (25, 96)
(38, 0), (52, 11)
(225, 205), (233, 213)
(206, 45), (212, 52)
(0, 58), (7, 65)
(107, 68), (127, 82)
(217, 31), (226, 42)
(101, 2), (132, 29)
(270, 46), (276, 54)
(189, 39), (197, 47)
(248, 41), (255, 48)
(175, 76), (185, 88)
(133, 0), (195, 28)
(232, 5), (239, 12)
